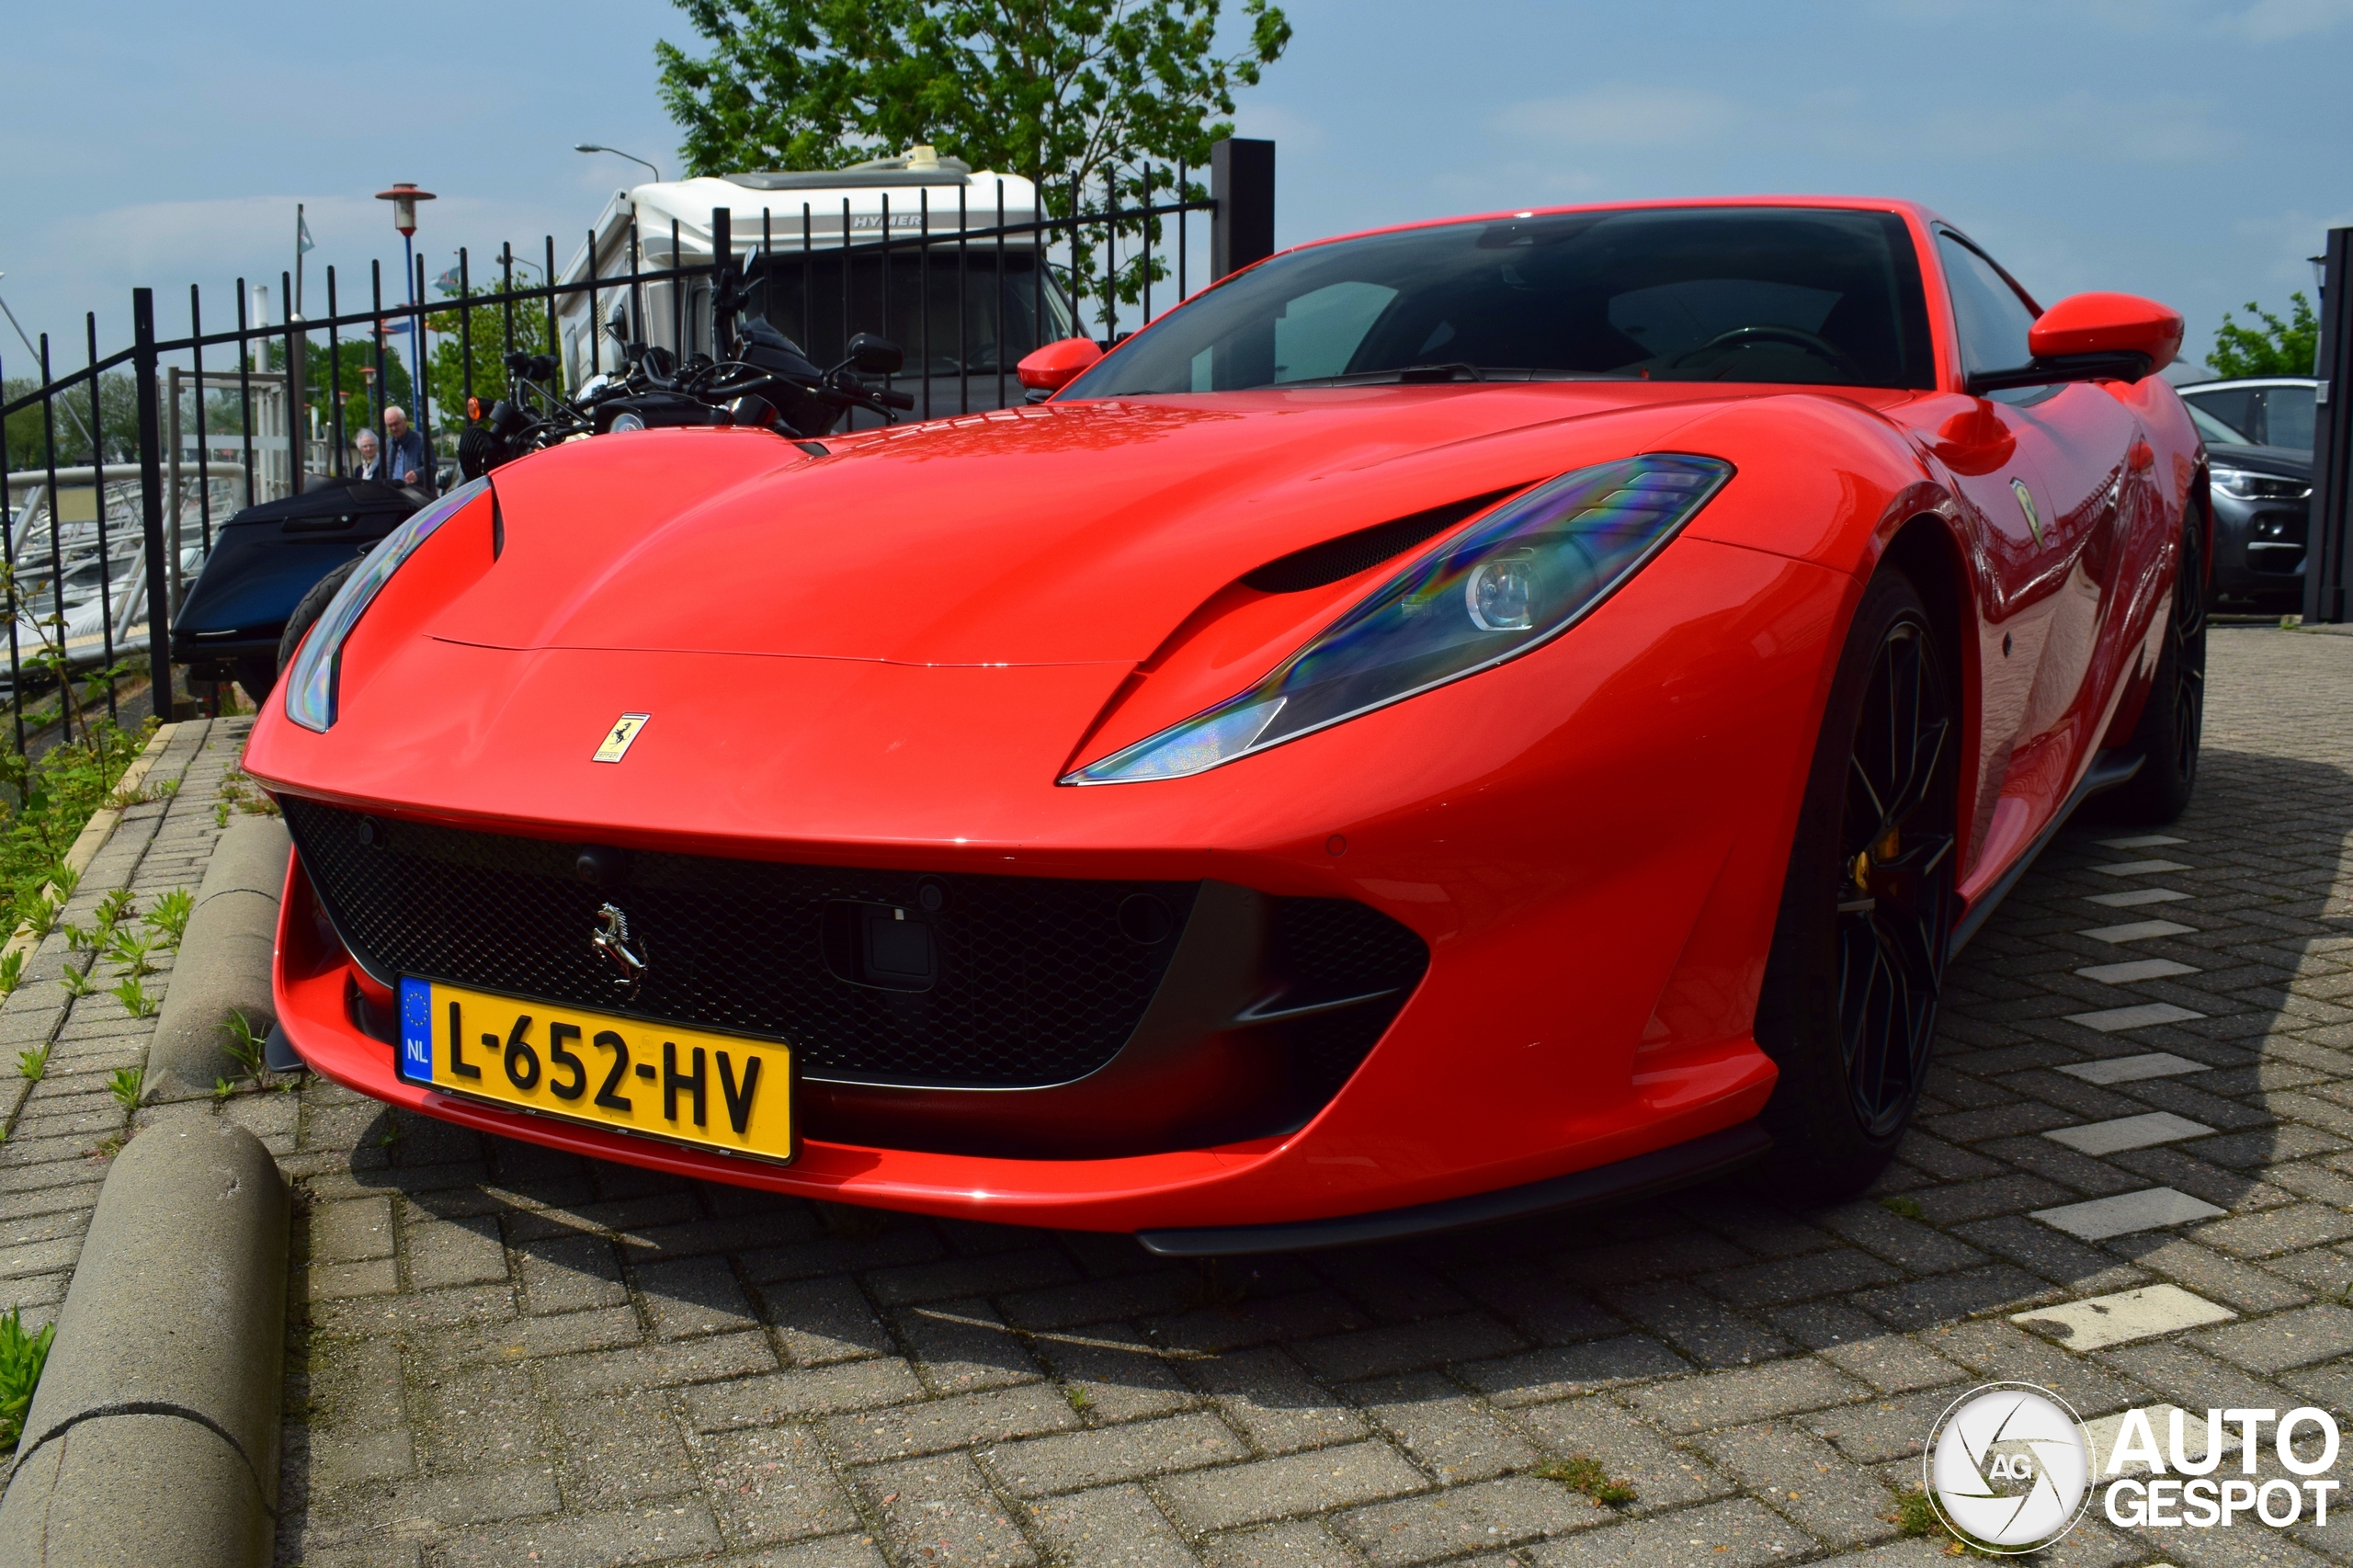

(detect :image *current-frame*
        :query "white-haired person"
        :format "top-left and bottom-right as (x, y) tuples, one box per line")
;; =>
(379, 405), (432, 493)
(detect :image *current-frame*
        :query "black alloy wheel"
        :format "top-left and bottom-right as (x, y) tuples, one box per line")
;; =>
(1836, 614), (1956, 1140)
(2102, 499), (2207, 825)
(1757, 566), (1960, 1199)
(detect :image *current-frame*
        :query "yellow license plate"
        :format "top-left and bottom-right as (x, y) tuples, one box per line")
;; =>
(396, 978), (795, 1164)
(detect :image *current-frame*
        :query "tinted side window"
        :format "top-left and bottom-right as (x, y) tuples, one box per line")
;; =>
(1938, 234), (2039, 375)
(2263, 386), (2316, 452)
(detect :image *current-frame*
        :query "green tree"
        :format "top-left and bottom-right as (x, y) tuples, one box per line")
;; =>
(422, 279), (542, 437)
(2210, 291), (2319, 379)
(2, 371), (142, 470)
(655, 0), (1290, 326)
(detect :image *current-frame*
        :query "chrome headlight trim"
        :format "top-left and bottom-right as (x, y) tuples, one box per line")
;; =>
(283, 479), (488, 733)
(1065, 453), (1733, 785)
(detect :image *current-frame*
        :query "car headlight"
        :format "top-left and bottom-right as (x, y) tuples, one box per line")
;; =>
(284, 479), (488, 733)
(1066, 453), (1733, 784)
(2211, 465), (2311, 503)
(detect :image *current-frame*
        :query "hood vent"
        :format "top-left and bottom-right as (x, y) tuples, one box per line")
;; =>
(1242, 485), (1525, 594)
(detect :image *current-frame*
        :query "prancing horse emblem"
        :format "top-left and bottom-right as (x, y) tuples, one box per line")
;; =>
(591, 903), (649, 997)
(2011, 477), (2044, 547)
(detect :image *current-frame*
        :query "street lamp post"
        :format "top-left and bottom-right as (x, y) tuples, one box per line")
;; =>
(575, 144), (664, 185)
(375, 183), (436, 444)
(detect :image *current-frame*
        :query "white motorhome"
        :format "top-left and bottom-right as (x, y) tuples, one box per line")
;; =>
(558, 147), (1077, 418)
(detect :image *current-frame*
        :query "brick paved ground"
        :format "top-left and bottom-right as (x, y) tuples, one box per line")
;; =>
(0, 717), (260, 1482)
(272, 626), (2353, 1568)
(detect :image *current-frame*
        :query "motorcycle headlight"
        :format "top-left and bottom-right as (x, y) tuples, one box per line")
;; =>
(1066, 453), (1733, 784)
(284, 479), (488, 733)
(2211, 465), (2310, 503)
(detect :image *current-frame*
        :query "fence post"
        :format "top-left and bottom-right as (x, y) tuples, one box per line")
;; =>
(710, 206), (733, 360)
(132, 289), (176, 714)
(2306, 226), (2351, 624)
(1210, 138), (1275, 283)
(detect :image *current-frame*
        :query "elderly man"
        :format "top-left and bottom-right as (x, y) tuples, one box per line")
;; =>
(353, 430), (381, 477)
(380, 405), (433, 493)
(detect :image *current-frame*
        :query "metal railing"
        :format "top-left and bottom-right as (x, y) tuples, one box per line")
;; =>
(0, 139), (1273, 758)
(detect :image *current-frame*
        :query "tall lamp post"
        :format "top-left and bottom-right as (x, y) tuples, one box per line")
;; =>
(375, 182), (435, 440)
(575, 144), (663, 184)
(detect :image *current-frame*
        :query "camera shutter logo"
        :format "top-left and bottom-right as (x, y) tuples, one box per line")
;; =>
(1926, 1383), (2092, 1551)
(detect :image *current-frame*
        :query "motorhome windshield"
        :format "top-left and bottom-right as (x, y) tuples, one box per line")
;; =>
(1066, 206), (1937, 396)
(747, 249), (1076, 374)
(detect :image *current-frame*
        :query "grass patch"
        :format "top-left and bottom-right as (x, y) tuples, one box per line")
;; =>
(17, 1044), (48, 1081)
(1880, 1196), (1927, 1221)
(0, 1307), (56, 1449)
(111, 975), (157, 1019)
(1063, 1385), (1093, 1412)
(1893, 1488), (1939, 1536)
(1888, 1489), (2000, 1555)
(1536, 1454), (1638, 1506)
(145, 888), (191, 947)
(220, 1009), (267, 1084)
(108, 1064), (143, 1108)
(215, 768), (279, 819)
(0, 715), (156, 937)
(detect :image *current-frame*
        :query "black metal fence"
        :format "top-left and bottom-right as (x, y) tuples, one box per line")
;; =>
(0, 140), (1276, 756)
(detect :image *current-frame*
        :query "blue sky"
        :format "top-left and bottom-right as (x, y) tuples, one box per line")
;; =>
(4, 0), (2347, 380)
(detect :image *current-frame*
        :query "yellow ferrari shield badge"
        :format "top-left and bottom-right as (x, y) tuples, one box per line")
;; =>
(592, 713), (651, 763)
(2011, 478), (2044, 547)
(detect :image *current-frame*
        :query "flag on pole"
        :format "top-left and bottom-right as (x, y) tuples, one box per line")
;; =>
(298, 208), (315, 255)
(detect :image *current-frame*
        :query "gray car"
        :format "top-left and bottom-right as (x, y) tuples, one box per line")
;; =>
(2177, 375), (2318, 452)
(2180, 396), (2314, 609)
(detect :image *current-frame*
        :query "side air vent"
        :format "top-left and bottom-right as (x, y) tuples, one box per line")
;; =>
(1241, 486), (1524, 594)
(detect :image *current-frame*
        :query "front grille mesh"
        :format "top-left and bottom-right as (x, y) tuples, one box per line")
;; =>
(284, 797), (1199, 1087)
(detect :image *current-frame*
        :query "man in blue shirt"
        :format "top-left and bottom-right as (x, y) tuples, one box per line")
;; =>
(378, 405), (433, 493)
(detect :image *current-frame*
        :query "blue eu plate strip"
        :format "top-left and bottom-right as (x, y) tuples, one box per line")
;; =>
(400, 977), (433, 1082)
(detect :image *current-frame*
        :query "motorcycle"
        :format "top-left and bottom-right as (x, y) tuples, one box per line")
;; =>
(184, 271), (916, 703)
(457, 276), (915, 479)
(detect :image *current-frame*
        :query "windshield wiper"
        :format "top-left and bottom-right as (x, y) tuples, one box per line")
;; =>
(1277, 362), (1487, 389)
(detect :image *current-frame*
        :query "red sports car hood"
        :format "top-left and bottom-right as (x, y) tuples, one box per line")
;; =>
(438, 383), (1862, 667)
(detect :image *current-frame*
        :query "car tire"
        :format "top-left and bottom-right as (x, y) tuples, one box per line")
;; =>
(1755, 565), (1960, 1203)
(2100, 500), (2207, 826)
(233, 655), (279, 707)
(276, 559), (363, 689)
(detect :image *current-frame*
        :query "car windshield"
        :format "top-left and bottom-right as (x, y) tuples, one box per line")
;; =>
(2186, 402), (2254, 446)
(1067, 206), (1938, 396)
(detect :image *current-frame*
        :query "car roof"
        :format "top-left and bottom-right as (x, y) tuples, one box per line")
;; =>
(2177, 377), (2320, 392)
(1279, 194), (1952, 259)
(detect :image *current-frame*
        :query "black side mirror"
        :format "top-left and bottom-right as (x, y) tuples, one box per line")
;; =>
(607, 304), (631, 343)
(847, 333), (904, 377)
(502, 350), (535, 375)
(728, 393), (779, 430)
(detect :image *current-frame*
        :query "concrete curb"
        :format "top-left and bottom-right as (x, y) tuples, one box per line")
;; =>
(0, 1110), (290, 1568)
(142, 813), (292, 1102)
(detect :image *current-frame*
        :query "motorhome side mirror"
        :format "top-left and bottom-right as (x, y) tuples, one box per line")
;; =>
(847, 334), (904, 377)
(607, 304), (631, 343)
(1017, 336), (1104, 394)
(1966, 292), (2185, 397)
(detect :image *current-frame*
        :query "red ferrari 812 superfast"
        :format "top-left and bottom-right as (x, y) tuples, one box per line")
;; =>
(248, 197), (2205, 1253)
